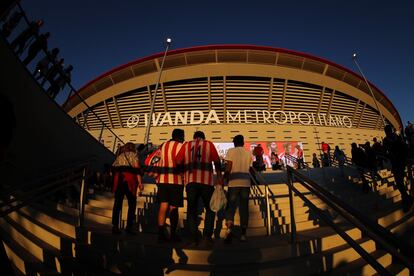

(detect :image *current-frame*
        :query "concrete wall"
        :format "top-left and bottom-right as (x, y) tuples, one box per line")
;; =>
(0, 37), (114, 186)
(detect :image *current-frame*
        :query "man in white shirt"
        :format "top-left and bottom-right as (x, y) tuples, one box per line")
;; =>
(224, 135), (252, 243)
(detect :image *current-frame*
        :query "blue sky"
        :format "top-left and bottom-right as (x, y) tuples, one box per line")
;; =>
(20, 0), (414, 124)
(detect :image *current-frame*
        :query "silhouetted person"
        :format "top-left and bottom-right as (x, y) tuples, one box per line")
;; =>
(271, 151), (281, 170)
(42, 58), (64, 86)
(33, 47), (59, 81)
(351, 142), (370, 192)
(253, 144), (265, 171)
(321, 141), (331, 166)
(364, 142), (382, 188)
(10, 19), (43, 56)
(372, 137), (384, 169)
(295, 144), (304, 169)
(47, 64), (73, 99)
(312, 153), (320, 168)
(383, 125), (413, 212)
(22, 32), (50, 65)
(1, 10), (23, 37)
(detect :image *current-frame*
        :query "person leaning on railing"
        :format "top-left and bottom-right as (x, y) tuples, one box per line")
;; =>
(111, 142), (143, 234)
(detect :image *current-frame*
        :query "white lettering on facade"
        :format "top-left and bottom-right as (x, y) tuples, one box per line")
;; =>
(126, 109), (354, 129)
(226, 110), (241, 123)
(205, 110), (220, 124)
(190, 110), (204, 125)
(174, 111), (188, 125)
(298, 112), (312, 125)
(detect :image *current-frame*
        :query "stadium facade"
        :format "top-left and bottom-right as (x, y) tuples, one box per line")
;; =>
(64, 45), (402, 163)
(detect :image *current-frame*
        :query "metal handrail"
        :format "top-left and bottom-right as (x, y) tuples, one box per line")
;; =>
(284, 154), (310, 169)
(0, 161), (91, 227)
(286, 167), (414, 274)
(249, 167), (272, 236)
(0, 158), (93, 201)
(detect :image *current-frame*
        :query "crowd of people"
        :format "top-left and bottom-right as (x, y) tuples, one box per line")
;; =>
(106, 122), (414, 246)
(109, 129), (253, 246)
(1, 4), (73, 100)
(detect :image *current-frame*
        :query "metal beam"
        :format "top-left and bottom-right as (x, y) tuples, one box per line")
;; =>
(327, 90), (336, 115)
(267, 77), (274, 111)
(104, 100), (114, 128)
(112, 97), (123, 128)
(357, 103), (366, 128)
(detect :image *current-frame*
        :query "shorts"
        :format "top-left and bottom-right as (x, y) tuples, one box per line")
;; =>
(156, 184), (184, 207)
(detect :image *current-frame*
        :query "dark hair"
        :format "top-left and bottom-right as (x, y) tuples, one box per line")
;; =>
(122, 142), (136, 153)
(172, 128), (185, 142)
(193, 131), (205, 140)
(137, 144), (145, 152)
(233, 135), (244, 147)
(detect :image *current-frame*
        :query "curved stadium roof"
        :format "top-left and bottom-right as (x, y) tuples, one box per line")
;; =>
(64, 45), (402, 130)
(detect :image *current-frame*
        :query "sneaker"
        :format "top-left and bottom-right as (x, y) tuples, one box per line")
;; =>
(240, 235), (247, 242)
(224, 232), (233, 244)
(112, 226), (122, 235)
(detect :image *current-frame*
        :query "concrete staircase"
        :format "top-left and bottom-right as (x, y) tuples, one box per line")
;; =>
(1, 168), (413, 275)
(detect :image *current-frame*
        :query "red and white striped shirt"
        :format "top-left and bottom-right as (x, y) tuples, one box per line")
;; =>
(157, 140), (184, 185)
(176, 138), (220, 186)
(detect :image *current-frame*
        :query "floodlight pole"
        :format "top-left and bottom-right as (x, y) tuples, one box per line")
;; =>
(352, 53), (386, 127)
(144, 38), (172, 145)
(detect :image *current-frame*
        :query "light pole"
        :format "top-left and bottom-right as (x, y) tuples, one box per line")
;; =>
(144, 38), (172, 145)
(352, 53), (386, 127)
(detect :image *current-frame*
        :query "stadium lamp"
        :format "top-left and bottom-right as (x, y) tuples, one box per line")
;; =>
(144, 39), (172, 144)
(351, 53), (386, 127)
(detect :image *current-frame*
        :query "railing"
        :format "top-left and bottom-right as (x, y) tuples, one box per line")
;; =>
(286, 166), (414, 275)
(1, 3), (125, 152)
(0, 160), (92, 227)
(249, 167), (272, 236)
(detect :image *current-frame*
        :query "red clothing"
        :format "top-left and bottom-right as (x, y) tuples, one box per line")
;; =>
(321, 143), (330, 153)
(112, 171), (138, 194)
(253, 145), (264, 157)
(297, 148), (304, 159)
(112, 151), (140, 194)
(176, 138), (220, 186)
(157, 140), (184, 184)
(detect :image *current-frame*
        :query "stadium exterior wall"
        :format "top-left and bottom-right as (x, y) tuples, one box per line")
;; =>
(65, 45), (401, 161)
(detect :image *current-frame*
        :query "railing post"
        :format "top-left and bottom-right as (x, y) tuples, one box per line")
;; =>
(265, 185), (271, 236)
(79, 167), (87, 227)
(112, 137), (118, 153)
(98, 123), (104, 143)
(287, 168), (297, 245)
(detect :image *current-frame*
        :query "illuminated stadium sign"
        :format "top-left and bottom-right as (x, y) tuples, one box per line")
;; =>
(126, 109), (353, 129)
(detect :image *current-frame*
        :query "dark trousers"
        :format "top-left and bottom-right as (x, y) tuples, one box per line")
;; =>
(112, 181), (136, 229)
(186, 183), (215, 240)
(297, 158), (304, 169)
(225, 187), (250, 229)
(392, 167), (410, 201)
